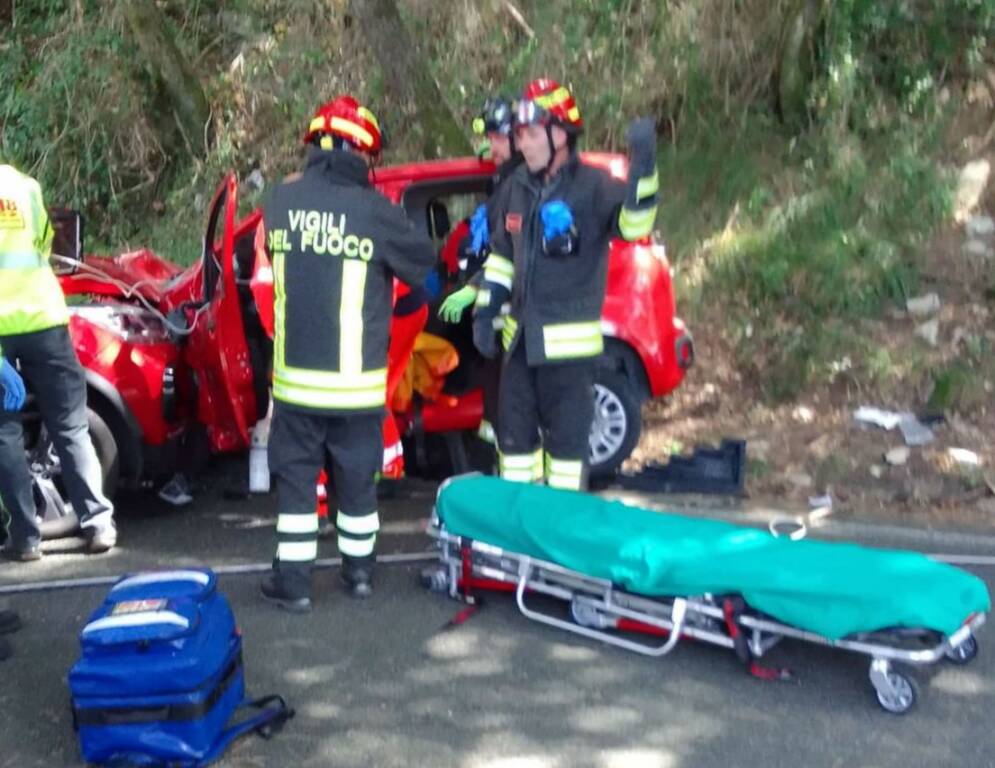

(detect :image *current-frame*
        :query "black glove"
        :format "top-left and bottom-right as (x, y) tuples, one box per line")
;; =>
(460, 241), (489, 280)
(626, 117), (657, 180)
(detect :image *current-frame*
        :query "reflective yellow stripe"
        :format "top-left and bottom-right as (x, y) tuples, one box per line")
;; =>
(274, 251), (287, 373)
(567, 106), (580, 123)
(277, 541), (318, 562)
(500, 450), (543, 483)
(340, 260), (367, 374)
(277, 514), (319, 534)
(618, 205), (657, 240)
(502, 314), (518, 351)
(542, 321), (603, 360)
(356, 106), (380, 132)
(475, 288), (491, 308)
(273, 365), (386, 409)
(548, 473), (583, 490)
(534, 86), (571, 109)
(338, 535), (376, 557)
(336, 510), (380, 535)
(546, 456), (583, 476)
(276, 366), (386, 391)
(329, 116), (375, 148)
(636, 170), (659, 201)
(272, 380), (386, 410)
(483, 253), (514, 289)
(545, 454), (583, 489)
(500, 453), (539, 469)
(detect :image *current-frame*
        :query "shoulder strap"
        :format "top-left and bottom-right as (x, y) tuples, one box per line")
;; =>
(194, 695), (294, 767)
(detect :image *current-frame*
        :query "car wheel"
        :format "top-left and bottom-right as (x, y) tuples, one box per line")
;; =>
(588, 369), (642, 480)
(31, 406), (119, 539)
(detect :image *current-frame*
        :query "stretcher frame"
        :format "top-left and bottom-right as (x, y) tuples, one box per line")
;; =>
(427, 506), (986, 715)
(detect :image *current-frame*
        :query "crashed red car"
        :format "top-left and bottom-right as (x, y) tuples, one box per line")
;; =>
(26, 154), (692, 530)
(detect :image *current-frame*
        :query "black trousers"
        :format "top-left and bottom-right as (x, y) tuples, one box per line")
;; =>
(268, 403), (382, 597)
(0, 326), (115, 549)
(496, 340), (594, 490)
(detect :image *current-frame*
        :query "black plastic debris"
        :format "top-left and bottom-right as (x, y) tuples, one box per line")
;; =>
(617, 438), (747, 495)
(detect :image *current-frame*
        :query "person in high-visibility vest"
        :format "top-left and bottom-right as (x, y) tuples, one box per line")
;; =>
(0, 163), (117, 559)
(476, 79), (660, 492)
(256, 96), (436, 611)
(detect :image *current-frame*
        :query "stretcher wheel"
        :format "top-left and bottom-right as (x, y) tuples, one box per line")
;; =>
(873, 669), (918, 715)
(945, 635), (978, 665)
(570, 598), (611, 629)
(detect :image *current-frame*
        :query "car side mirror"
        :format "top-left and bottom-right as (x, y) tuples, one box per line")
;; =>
(49, 208), (84, 275)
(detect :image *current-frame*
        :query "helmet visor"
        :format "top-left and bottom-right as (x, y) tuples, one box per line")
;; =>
(515, 99), (550, 128)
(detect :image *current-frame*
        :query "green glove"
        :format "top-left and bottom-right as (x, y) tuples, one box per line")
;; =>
(438, 285), (478, 323)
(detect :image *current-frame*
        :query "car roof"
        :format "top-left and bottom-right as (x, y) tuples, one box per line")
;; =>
(374, 152), (629, 184)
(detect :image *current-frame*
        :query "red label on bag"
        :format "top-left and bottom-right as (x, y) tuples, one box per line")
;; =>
(111, 599), (168, 615)
(505, 213), (522, 233)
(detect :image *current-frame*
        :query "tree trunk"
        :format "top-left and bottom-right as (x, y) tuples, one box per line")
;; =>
(121, 0), (210, 157)
(347, 0), (471, 158)
(777, 0), (823, 130)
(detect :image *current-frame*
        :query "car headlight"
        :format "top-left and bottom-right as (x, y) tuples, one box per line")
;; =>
(71, 304), (172, 344)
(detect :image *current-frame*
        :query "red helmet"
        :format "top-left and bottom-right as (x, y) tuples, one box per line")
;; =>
(303, 95), (383, 155)
(517, 78), (583, 133)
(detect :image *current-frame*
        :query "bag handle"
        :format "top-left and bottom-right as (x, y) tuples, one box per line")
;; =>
(194, 695), (294, 767)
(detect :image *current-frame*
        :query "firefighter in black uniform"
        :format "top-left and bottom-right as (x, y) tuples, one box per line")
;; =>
(437, 95), (523, 447)
(475, 78), (659, 491)
(257, 95), (436, 611)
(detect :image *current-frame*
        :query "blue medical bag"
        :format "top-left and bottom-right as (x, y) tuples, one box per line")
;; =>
(69, 569), (291, 767)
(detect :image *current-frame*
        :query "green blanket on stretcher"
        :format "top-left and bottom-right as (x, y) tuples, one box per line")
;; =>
(436, 476), (990, 640)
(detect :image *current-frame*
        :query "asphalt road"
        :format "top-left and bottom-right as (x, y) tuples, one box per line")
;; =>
(1, 459), (992, 768)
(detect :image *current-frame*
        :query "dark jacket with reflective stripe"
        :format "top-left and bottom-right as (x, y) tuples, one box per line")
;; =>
(262, 148), (435, 414)
(487, 153), (627, 366)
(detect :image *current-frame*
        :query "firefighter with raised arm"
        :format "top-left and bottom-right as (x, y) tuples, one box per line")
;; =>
(257, 96), (436, 611)
(475, 78), (659, 491)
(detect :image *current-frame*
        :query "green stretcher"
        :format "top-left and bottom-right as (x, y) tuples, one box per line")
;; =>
(427, 475), (990, 715)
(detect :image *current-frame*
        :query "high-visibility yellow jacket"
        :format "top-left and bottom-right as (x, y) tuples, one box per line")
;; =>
(0, 165), (70, 337)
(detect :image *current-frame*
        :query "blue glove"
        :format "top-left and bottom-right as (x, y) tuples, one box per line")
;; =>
(541, 200), (578, 257)
(0, 360), (26, 412)
(541, 200), (574, 239)
(469, 204), (490, 254)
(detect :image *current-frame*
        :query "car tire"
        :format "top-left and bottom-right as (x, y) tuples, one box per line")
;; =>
(588, 368), (642, 480)
(34, 406), (120, 539)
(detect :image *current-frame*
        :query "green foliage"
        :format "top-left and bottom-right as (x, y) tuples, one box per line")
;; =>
(2, 0), (990, 398)
(813, 0), (995, 129)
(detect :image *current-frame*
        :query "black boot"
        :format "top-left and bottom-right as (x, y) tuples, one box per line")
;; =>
(341, 559), (373, 600)
(260, 573), (312, 613)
